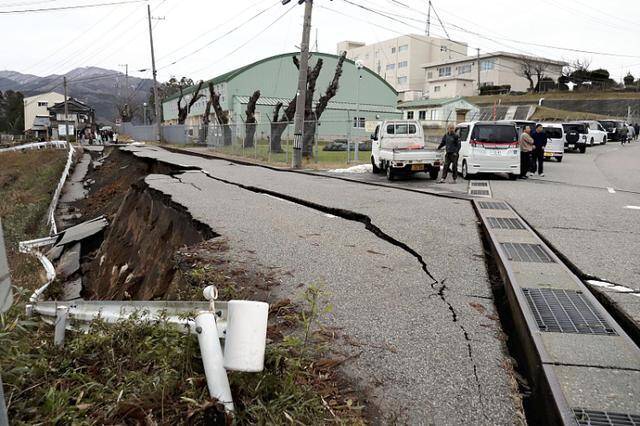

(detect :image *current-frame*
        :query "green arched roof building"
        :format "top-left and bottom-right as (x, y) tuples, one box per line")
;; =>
(162, 52), (401, 138)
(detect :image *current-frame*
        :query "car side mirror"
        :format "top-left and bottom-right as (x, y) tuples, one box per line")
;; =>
(371, 134), (377, 141)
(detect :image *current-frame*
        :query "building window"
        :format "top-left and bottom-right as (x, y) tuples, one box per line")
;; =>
(440, 45), (448, 52)
(427, 71), (433, 79)
(480, 59), (494, 71)
(438, 66), (451, 77)
(481, 82), (494, 87)
(38, 101), (48, 107)
(419, 110), (426, 120)
(386, 63), (395, 70)
(391, 47), (396, 53)
(407, 111), (414, 119)
(398, 61), (408, 68)
(397, 76), (408, 84)
(398, 44), (408, 52)
(434, 86), (441, 92)
(353, 117), (365, 128)
(457, 64), (472, 74)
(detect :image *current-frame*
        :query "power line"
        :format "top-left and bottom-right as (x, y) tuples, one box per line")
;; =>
(157, 1), (280, 70)
(0, 0), (147, 14)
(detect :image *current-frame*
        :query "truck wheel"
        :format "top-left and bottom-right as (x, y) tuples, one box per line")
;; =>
(590, 137), (594, 145)
(386, 166), (395, 181)
(579, 146), (586, 153)
(371, 157), (380, 173)
(555, 156), (563, 163)
(508, 173), (518, 180)
(429, 168), (439, 180)
(462, 161), (470, 180)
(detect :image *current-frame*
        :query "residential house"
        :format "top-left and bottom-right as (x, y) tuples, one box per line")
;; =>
(397, 97), (478, 139)
(337, 34), (468, 101)
(23, 91), (65, 139)
(422, 52), (566, 99)
(48, 98), (96, 139)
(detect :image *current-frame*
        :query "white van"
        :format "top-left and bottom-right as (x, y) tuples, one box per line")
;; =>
(540, 122), (564, 162)
(455, 121), (520, 180)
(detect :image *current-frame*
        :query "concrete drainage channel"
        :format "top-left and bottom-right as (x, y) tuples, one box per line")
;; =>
(474, 199), (640, 425)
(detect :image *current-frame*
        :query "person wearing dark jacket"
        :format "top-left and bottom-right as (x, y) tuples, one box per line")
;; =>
(530, 124), (547, 176)
(437, 124), (461, 183)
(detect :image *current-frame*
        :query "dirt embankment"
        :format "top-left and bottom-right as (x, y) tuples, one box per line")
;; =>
(83, 179), (216, 300)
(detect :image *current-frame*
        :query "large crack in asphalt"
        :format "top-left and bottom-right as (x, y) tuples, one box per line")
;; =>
(186, 169), (487, 411)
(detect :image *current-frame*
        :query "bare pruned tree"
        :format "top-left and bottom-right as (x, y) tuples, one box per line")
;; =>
(244, 90), (260, 148)
(177, 80), (204, 124)
(208, 82), (232, 146)
(533, 62), (549, 92)
(270, 97), (296, 153)
(518, 60), (535, 91)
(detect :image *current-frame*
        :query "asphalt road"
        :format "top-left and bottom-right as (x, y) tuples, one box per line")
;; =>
(123, 146), (522, 424)
(491, 141), (640, 290)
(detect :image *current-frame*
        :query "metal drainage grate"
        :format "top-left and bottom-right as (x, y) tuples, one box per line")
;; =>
(523, 288), (617, 335)
(471, 182), (488, 187)
(470, 189), (490, 196)
(500, 242), (555, 263)
(574, 408), (640, 425)
(478, 201), (509, 210)
(487, 217), (525, 230)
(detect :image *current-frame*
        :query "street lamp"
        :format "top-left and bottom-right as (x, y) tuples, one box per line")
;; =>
(143, 102), (148, 125)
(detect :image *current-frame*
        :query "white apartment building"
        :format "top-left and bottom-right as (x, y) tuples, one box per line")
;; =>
(337, 34), (468, 101)
(23, 91), (65, 137)
(423, 52), (565, 99)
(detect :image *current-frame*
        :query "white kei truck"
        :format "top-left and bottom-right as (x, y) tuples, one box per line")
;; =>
(370, 120), (443, 181)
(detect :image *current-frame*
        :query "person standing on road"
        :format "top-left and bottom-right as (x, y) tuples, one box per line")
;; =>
(518, 125), (534, 179)
(530, 124), (547, 177)
(620, 125), (628, 145)
(634, 123), (639, 140)
(437, 124), (461, 183)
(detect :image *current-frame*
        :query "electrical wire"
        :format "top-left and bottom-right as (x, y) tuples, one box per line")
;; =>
(0, 0), (146, 14)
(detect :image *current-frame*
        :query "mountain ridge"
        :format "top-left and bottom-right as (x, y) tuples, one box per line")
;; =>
(0, 67), (154, 124)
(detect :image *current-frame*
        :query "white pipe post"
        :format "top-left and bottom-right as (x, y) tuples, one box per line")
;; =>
(195, 312), (234, 412)
(54, 306), (68, 347)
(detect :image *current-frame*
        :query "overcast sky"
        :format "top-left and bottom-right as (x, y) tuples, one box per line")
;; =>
(2, 0), (639, 85)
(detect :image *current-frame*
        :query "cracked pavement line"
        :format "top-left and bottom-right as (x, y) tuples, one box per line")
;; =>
(195, 169), (488, 411)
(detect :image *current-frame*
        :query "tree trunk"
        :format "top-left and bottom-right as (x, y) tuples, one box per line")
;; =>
(302, 119), (316, 157)
(244, 90), (260, 148)
(270, 122), (287, 153)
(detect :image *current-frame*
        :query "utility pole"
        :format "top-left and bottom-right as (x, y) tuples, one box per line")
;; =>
(426, 0), (431, 36)
(291, 0), (313, 169)
(63, 76), (69, 143)
(148, 4), (161, 142)
(476, 48), (481, 95)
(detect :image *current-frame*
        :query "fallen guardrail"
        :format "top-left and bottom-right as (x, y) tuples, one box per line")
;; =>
(21, 229), (268, 414)
(46, 142), (76, 235)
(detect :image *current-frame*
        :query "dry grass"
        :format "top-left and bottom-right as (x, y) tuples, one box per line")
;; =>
(466, 90), (640, 105)
(0, 149), (67, 290)
(529, 106), (614, 121)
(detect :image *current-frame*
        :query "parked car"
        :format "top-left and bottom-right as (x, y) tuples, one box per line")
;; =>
(598, 120), (627, 142)
(562, 123), (588, 153)
(540, 122), (564, 162)
(323, 139), (347, 151)
(581, 120), (607, 145)
(371, 120), (442, 180)
(455, 121), (520, 180)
